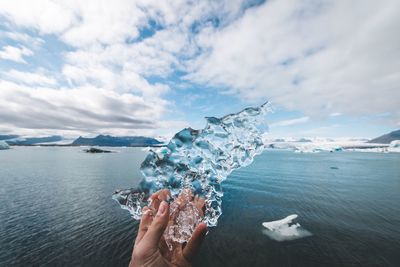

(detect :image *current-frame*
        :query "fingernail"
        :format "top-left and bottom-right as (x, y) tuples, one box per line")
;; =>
(142, 206), (151, 216)
(157, 201), (167, 216)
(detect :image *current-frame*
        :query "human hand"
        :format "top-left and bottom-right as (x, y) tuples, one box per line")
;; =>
(129, 189), (207, 267)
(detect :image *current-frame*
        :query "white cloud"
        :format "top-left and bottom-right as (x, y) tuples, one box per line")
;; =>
(0, 0), (399, 137)
(0, 0), (182, 48)
(62, 62), (170, 97)
(296, 124), (340, 137)
(0, 0), (77, 34)
(1, 31), (44, 47)
(187, 0), (400, 123)
(0, 45), (33, 63)
(270, 116), (310, 127)
(329, 112), (341, 117)
(60, 0), (147, 48)
(2, 69), (57, 86)
(0, 0), (190, 136)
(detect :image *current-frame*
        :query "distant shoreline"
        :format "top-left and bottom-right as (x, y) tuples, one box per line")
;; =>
(8, 144), (165, 148)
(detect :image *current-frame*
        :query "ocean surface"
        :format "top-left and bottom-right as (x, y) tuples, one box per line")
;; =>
(0, 147), (399, 267)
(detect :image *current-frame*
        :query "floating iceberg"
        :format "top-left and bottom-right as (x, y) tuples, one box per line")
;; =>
(262, 214), (312, 241)
(0, 141), (10, 150)
(113, 102), (270, 246)
(264, 137), (400, 153)
(390, 140), (400, 148)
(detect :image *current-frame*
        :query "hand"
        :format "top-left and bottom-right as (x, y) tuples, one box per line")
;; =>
(129, 189), (207, 267)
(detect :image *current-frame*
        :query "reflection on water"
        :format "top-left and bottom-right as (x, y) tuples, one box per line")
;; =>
(0, 147), (399, 267)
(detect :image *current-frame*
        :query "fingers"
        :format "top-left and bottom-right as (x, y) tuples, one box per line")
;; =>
(158, 189), (171, 201)
(183, 222), (207, 261)
(149, 189), (171, 211)
(194, 195), (206, 217)
(143, 200), (170, 248)
(150, 189), (171, 202)
(135, 206), (154, 245)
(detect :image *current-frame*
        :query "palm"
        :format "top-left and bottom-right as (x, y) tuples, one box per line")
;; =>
(129, 189), (207, 267)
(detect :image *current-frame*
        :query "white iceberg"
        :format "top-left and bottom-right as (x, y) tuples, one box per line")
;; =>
(0, 140), (10, 150)
(390, 140), (400, 148)
(264, 137), (400, 153)
(262, 214), (312, 241)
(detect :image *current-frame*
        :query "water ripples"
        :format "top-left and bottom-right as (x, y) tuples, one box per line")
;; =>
(1, 148), (400, 266)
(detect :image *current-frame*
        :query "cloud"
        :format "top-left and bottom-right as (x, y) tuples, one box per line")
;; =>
(270, 116), (310, 127)
(60, 0), (146, 48)
(186, 0), (400, 123)
(2, 69), (57, 86)
(296, 124), (340, 137)
(0, 0), (399, 137)
(1, 31), (44, 47)
(62, 60), (171, 97)
(0, 45), (33, 63)
(0, 0), (193, 136)
(0, 0), (77, 34)
(0, 80), (169, 136)
(329, 112), (341, 117)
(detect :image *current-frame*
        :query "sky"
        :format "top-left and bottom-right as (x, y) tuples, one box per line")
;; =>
(0, 0), (399, 139)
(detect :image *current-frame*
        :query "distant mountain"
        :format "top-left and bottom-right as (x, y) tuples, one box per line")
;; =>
(296, 138), (312, 143)
(0, 134), (18, 141)
(7, 135), (63, 145)
(71, 135), (163, 147)
(368, 130), (400, 144)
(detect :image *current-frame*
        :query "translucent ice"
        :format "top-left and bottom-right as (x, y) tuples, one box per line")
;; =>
(163, 188), (205, 249)
(113, 102), (270, 247)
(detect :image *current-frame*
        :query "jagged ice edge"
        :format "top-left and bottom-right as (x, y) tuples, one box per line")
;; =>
(112, 101), (271, 228)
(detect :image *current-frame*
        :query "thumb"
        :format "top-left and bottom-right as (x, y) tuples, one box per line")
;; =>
(143, 200), (169, 248)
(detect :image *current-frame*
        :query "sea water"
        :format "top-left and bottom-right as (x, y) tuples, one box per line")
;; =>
(0, 147), (399, 266)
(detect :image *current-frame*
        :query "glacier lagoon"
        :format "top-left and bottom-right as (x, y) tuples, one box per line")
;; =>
(0, 147), (400, 266)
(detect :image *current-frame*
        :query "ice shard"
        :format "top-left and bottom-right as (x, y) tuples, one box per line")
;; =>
(113, 102), (270, 246)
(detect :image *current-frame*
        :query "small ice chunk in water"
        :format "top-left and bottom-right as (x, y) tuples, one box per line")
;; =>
(262, 214), (312, 241)
(262, 214), (298, 230)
